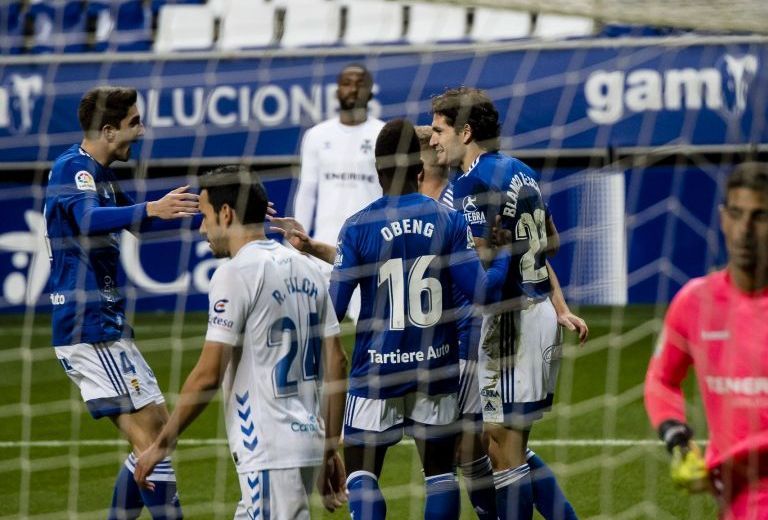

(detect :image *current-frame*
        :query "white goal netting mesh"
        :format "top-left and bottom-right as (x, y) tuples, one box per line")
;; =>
(0, 2), (765, 518)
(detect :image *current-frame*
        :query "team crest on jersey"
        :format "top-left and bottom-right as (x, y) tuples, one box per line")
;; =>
(360, 139), (372, 154)
(462, 195), (478, 212)
(74, 170), (96, 192)
(213, 298), (228, 313)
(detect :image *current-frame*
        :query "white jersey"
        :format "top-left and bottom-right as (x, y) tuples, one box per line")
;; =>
(205, 239), (341, 473)
(294, 116), (385, 246)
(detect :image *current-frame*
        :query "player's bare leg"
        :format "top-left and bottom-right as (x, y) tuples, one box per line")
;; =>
(109, 403), (182, 520)
(485, 424), (528, 469)
(112, 402), (170, 452)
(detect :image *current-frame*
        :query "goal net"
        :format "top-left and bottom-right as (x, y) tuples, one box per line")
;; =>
(432, 0), (768, 34)
(0, 1), (765, 518)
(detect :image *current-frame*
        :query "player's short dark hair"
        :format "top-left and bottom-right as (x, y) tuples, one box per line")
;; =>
(78, 86), (138, 136)
(431, 87), (501, 151)
(198, 165), (269, 225)
(337, 63), (373, 88)
(375, 119), (422, 185)
(726, 162), (768, 200)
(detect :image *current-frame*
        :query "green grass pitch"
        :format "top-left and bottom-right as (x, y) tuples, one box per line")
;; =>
(0, 307), (718, 518)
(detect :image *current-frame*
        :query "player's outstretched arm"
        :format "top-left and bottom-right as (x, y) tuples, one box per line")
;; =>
(318, 335), (349, 512)
(146, 185), (200, 220)
(71, 186), (196, 236)
(134, 340), (230, 490)
(268, 215), (336, 264)
(547, 262), (588, 344)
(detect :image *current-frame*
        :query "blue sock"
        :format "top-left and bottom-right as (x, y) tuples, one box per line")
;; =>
(527, 450), (578, 520)
(126, 454), (183, 520)
(347, 470), (386, 520)
(459, 456), (497, 520)
(494, 463), (534, 520)
(109, 458), (144, 520)
(424, 473), (460, 520)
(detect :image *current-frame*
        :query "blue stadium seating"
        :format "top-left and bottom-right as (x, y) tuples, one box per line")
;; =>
(151, 0), (206, 16)
(89, 0), (153, 52)
(0, 1), (26, 54)
(1, 0), (692, 56)
(28, 0), (90, 54)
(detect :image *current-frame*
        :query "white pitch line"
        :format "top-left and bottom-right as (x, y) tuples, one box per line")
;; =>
(0, 438), (685, 449)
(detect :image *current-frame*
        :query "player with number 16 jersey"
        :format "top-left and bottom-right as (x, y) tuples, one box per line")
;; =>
(330, 119), (512, 520)
(332, 190), (509, 401)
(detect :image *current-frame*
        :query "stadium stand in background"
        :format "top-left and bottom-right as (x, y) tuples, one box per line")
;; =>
(1, 0), (719, 55)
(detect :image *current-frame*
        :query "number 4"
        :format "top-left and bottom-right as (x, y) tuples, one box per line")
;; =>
(120, 352), (137, 375)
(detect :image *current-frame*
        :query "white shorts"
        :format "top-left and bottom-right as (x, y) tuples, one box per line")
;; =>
(459, 358), (482, 419)
(233, 466), (314, 520)
(478, 299), (561, 428)
(54, 339), (164, 419)
(343, 392), (458, 446)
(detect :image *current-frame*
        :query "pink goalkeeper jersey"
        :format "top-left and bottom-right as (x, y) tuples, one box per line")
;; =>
(645, 270), (768, 470)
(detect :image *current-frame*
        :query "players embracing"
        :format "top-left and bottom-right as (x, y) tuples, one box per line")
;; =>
(268, 90), (587, 518)
(329, 118), (514, 520)
(430, 87), (587, 520)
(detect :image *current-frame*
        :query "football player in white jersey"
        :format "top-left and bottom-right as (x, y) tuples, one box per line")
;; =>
(292, 63), (385, 321)
(135, 166), (349, 518)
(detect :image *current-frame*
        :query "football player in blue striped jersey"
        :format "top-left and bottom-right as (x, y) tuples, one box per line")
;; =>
(431, 87), (587, 520)
(45, 86), (198, 519)
(330, 118), (513, 520)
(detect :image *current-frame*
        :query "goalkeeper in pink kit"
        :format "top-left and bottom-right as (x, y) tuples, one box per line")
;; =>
(644, 163), (768, 519)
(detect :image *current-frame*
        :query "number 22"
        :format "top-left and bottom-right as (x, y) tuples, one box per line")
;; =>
(516, 208), (548, 283)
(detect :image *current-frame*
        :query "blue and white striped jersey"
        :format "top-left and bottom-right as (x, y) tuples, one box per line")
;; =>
(44, 144), (148, 346)
(438, 183), (454, 208)
(330, 192), (509, 399)
(453, 152), (552, 302)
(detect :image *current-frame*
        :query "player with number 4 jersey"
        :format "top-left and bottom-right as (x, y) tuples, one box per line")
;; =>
(45, 86), (200, 520)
